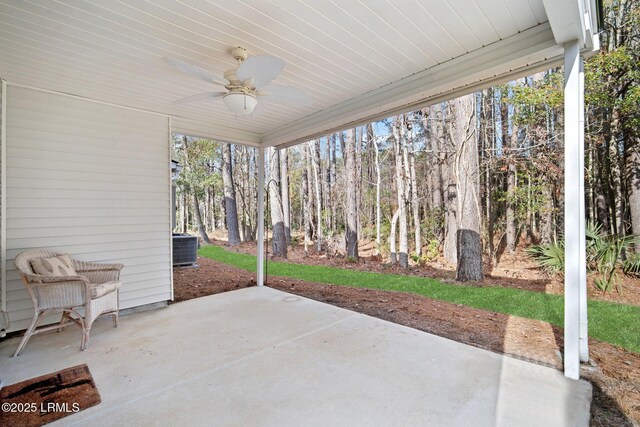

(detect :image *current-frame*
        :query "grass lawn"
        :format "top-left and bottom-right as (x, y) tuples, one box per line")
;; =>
(199, 245), (640, 353)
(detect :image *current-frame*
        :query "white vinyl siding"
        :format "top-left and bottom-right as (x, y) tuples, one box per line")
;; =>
(3, 84), (171, 332)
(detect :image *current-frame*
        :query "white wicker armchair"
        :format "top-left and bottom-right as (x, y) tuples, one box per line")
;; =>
(13, 250), (123, 356)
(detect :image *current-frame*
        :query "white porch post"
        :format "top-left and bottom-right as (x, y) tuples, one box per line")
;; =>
(564, 40), (585, 379)
(257, 146), (265, 287)
(578, 58), (589, 362)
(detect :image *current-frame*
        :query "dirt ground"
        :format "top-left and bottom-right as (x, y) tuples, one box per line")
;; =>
(174, 250), (640, 427)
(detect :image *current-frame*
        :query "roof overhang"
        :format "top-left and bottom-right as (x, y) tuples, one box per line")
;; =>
(265, 23), (562, 148)
(0, 1), (600, 149)
(266, 0), (602, 149)
(542, 0), (602, 50)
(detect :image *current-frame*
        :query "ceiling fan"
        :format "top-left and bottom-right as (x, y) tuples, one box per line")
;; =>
(164, 47), (310, 115)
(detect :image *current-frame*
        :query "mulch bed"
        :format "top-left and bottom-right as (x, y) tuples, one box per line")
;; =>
(221, 238), (640, 307)
(173, 254), (640, 427)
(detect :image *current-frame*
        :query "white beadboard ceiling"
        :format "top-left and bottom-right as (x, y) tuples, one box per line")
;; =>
(0, 0), (594, 147)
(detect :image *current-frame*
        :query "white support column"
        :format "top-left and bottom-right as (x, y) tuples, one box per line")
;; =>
(256, 146), (265, 287)
(578, 58), (589, 363)
(564, 40), (583, 380)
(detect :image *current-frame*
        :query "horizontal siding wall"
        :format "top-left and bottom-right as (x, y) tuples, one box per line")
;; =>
(4, 85), (171, 332)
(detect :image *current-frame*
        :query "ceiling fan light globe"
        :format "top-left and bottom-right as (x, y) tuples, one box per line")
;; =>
(223, 92), (257, 115)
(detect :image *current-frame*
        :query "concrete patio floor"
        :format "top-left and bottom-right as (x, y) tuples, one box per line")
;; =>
(0, 286), (591, 426)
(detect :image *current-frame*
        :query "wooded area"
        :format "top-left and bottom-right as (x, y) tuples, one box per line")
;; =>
(173, 0), (639, 284)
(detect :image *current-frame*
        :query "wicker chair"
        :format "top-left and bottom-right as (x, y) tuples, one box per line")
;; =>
(13, 250), (123, 356)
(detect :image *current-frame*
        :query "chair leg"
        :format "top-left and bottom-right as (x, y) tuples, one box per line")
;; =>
(81, 310), (97, 351)
(13, 311), (43, 357)
(75, 315), (88, 351)
(81, 327), (90, 351)
(112, 313), (119, 328)
(57, 312), (70, 332)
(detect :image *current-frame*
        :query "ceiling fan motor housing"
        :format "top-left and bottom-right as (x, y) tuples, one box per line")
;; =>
(230, 47), (248, 62)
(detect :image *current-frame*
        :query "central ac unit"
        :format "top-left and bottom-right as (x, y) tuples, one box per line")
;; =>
(172, 234), (198, 266)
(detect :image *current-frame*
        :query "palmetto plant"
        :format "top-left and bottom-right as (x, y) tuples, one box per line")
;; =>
(586, 222), (640, 292)
(527, 222), (640, 292)
(623, 253), (640, 276)
(525, 239), (564, 273)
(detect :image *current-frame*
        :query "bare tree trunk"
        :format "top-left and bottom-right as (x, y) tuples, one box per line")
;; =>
(391, 116), (409, 268)
(330, 134), (337, 234)
(595, 146), (610, 231)
(356, 127), (363, 239)
(310, 140), (323, 251)
(219, 176), (227, 232)
(244, 147), (255, 240)
(627, 135), (640, 237)
(209, 186), (217, 231)
(193, 193), (211, 244)
(442, 105), (458, 265)
(505, 98), (517, 253)
(345, 129), (359, 259)
(390, 210), (400, 265)
(181, 135), (209, 243)
(305, 143), (316, 241)
(486, 164), (495, 256)
(268, 147), (287, 258)
(610, 110), (624, 234)
(481, 89), (495, 261)
(444, 182), (458, 265)
(302, 145), (312, 254)
(204, 181), (210, 234)
(526, 173), (534, 243)
(280, 147), (291, 243)
(222, 143), (241, 246)
(182, 191), (188, 233)
(372, 126), (382, 255)
(325, 136), (332, 231)
(430, 105), (445, 243)
(450, 95), (483, 281)
(408, 119), (421, 257)
(540, 181), (554, 244)
(314, 139), (323, 223)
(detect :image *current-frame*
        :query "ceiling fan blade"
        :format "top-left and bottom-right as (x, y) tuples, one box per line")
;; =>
(236, 55), (285, 89)
(257, 84), (311, 106)
(173, 92), (226, 105)
(164, 57), (227, 86)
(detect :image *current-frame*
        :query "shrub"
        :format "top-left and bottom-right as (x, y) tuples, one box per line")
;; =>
(527, 222), (640, 292)
(420, 239), (440, 263)
(587, 222), (639, 292)
(623, 253), (640, 276)
(526, 240), (564, 273)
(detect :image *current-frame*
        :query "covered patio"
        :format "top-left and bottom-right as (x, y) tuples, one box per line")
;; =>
(0, 0), (603, 424)
(0, 287), (591, 426)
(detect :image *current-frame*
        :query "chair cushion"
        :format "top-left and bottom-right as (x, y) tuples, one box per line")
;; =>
(31, 254), (78, 277)
(90, 281), (121, 299)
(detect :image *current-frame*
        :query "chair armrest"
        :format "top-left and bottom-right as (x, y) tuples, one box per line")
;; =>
(23, 273), (90, 285)
(21, 275), (90, 309)
(74, 261), (123, 283)
(74, 260), (124, 273)
(73, 261), (123, 284)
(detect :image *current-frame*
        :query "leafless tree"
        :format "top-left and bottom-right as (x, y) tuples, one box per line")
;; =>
(268, 147), (287, 258)
(345, 129), (359, 258)
(222, 142), (240, 246)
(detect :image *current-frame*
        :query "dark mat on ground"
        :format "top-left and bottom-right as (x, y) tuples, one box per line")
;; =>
(0, 364), (101, 426)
